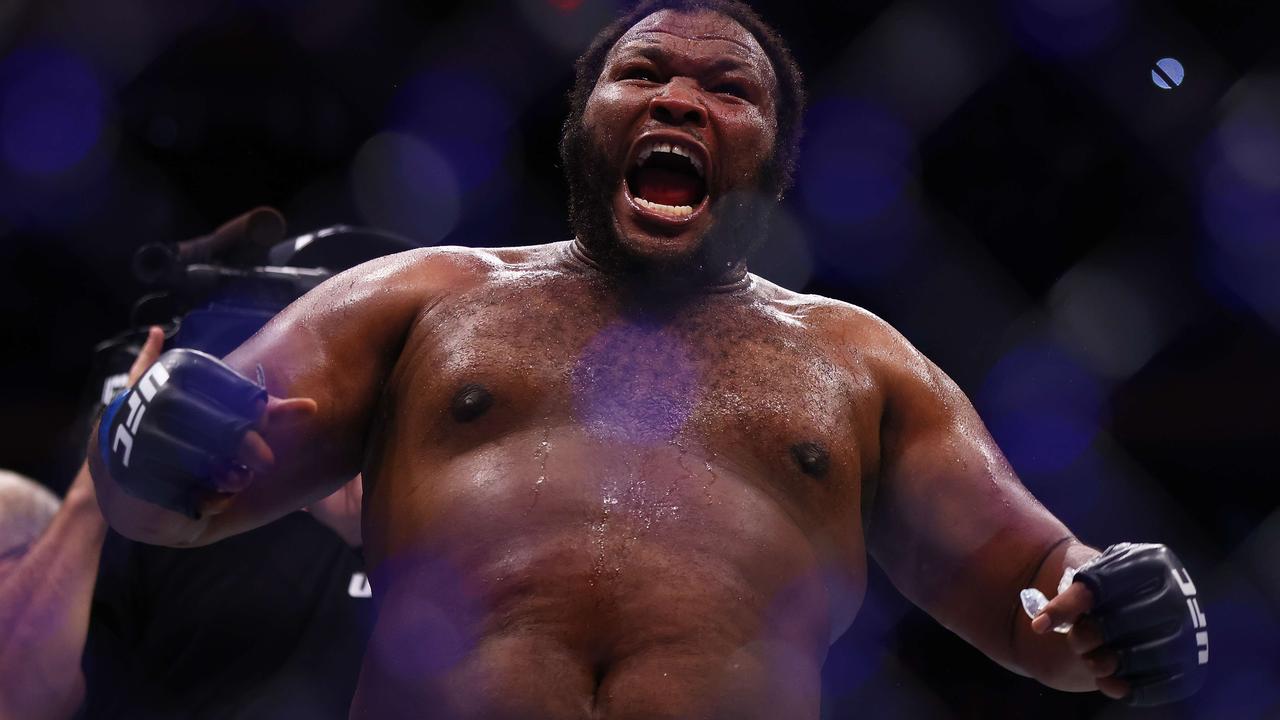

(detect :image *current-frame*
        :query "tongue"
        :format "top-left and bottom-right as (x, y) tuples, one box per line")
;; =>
(633, 167), (701, 207)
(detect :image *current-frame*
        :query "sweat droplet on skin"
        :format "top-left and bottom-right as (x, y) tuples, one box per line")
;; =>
(702, 457), (721, 505)
(526, 425), (552, 512)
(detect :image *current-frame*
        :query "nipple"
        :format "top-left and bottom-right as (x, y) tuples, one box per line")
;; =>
(450, 383), (494, 423)
(790, 442), (830, 479)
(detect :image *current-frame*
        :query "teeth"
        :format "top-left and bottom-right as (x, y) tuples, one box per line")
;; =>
(636, 140), (704, 177)
(634, 196), (694, 218)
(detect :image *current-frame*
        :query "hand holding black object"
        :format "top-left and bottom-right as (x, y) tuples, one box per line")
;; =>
(1033, 543), (1208, 706)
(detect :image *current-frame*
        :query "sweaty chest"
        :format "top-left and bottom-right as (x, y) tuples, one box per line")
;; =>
(389, 279), (879, 498)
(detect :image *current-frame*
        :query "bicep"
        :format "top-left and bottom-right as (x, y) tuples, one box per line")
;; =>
(868, 352), (1071, 665)
(227, 253), (430, 419)
(214, 252), (436, 529)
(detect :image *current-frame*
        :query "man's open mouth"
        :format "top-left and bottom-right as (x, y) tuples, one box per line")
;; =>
(623, 136), (709, 223)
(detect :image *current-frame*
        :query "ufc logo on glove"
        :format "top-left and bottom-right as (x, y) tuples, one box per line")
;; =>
(98, 348), (266, 519)
(112, 362), (172, 467)
(1173, 568), (1209, 665)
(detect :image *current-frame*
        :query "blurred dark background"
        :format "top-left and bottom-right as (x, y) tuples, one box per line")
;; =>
(0, 0), (1277, 718)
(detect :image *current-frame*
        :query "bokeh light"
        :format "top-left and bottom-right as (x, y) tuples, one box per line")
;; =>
(799, 97), (914, 230)
(747, 201), (814, 291)
(367, 551), (477, 685)
(1006, 0), (1129, 59)
(272, 0), (373, 51)
(350, 131), (462, 245)
(1198, 75), (1280, 330)
(1152, 57), (1186, 90)
(40, 0), (174, 85)
(517, 0), (622, 56)
(1048, 251), (1186, 379)
(978, 340), (1105, 477)
(1191, 593), (1280, 719)
(386, 67), (515, 193)
(0, 45), (108, 179)
(795, 96), (922, 289)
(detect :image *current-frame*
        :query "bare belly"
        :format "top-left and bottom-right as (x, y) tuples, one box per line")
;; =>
(351, 427), (860, 719)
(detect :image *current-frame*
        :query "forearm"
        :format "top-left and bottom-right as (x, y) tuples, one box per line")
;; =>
(1009, 538), (1101, 690)
(0, 466), (105, 719)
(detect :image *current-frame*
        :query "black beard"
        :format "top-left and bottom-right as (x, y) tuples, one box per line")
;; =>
(563, 122), (624, 266)
(561, 122), (778, 283)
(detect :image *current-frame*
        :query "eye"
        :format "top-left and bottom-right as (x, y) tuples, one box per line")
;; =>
(712, 82), (748, 99)
(621, 67), (659, 82)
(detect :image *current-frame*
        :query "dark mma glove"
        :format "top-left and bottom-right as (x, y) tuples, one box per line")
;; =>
(1073, 543), (1209, 706)
(97, 349), (266, 519)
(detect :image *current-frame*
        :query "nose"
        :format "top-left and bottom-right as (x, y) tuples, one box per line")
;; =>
(649, 80), (707, 128)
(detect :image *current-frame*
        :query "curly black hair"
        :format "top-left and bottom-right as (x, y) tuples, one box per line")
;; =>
(559, 0), (806, 201)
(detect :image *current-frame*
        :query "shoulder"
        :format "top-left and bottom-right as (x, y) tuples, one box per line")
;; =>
(338, 245), (502, 288)
(754, 279), (930, 372)
(286, 243), (551, 319)
(753, 279), (949, 401)
(330, 243), (559, 291)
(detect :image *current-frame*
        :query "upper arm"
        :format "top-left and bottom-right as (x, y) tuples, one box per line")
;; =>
(863, 320), (1073, 670)
(208, 249), (457, 536)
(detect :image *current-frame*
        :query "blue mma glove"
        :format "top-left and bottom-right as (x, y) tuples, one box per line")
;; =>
(98, 349), (266, 519)
(1073, 543), (1208, 706)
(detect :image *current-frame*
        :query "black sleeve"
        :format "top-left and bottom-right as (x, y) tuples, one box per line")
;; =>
(78, 514), (373, 720)
(78, 530), (151, 719)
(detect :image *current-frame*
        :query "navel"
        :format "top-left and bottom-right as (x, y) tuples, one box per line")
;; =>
(790, 441), (830, 479)
(450, 383), (494, 423)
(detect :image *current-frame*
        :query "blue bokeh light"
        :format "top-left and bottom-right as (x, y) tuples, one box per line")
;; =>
(351, 132), (462, 244)
(804, 193), (921, 288)
(0, 46), (107, 178)
(1152, 57), (1185, 89)
(1021, 445), (1106, 534)
(1192, 596), (1280, 719)
(796, 96), (921, 288)
(386, 67), (514, 193)
(798, 97), (913, 230)
(1006, 0), (1128, 59)
(1199, 121), (1280, 328)
(978, 341), (1105, 477)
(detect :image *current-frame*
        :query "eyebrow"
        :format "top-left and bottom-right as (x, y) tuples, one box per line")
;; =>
(620, 42), (756, 77)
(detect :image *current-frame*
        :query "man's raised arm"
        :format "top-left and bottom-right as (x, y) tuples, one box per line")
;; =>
(89, 249), (444, 547)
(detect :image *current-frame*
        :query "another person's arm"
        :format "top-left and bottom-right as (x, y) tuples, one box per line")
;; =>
(0, 329), (162, 720)
(306, 475), (364, 547)
(89, 249), (453, 547)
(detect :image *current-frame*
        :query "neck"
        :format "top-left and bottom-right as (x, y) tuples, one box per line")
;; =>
(566, 237), (752, 296)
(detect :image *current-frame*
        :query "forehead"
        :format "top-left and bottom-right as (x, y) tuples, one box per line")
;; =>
(609, 9), (773, 79)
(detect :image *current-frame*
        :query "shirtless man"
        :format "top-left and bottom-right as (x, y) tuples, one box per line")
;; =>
(89, 1), (1208, 717)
